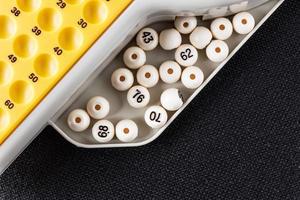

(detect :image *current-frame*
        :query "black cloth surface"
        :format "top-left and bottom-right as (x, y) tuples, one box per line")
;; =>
(1, 1), (299, 199)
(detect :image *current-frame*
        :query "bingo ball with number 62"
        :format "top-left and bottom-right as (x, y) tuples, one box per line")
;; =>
(136, 28), (158, 51)
(127, 85), (150, 108)
(144, 106), (168, 129)
(92, 120), (114, 143)
(175, 44), (198, 67)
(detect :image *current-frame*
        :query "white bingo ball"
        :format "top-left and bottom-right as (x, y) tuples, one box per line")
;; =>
(160, 88), (184, 111)
(206, 40), (229, 63)
(67, 109), (90, 132)
(86, 96), (110, 120)
(111, 68), (134, 91)
(159, 28), (182, 50)
(136, 27), (158, 51)
(175, 44), (198, 67)
(123, 46), (146, 69)
(159, 61), (182, 84)
(232, 12), (255, 35)
(92, 120), (114, 143)
(210, 18), (233, 40)
(137, 65), (159, 88)
(189, 26), (213, 49)
(127, 85), (150, 108)
(144, 106), (168, 129)
(174, 16), (197, 34)
(116, 119), (138, 142)
(181, 66), (204, 89)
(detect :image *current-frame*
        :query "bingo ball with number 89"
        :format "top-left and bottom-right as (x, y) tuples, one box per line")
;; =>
(144, 106), (168, 129)
(175, 44), (198, 67)
(136, 27), (158, 51)
(92, 120), (114, 143)
(127, 85), (150, 108)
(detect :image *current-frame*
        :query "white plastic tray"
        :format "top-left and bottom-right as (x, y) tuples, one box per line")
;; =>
(50, 0), (283, 148)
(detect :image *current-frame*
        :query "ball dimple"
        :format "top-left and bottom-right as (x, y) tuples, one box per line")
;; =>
(219, 24), (225, 30)
(242, 19), (247, 24)
(34, 54), (58, 78)
(123, 128), (129, 134)
(9, 80), (34, 104)
(0, 16), (16, 39)
(83, 0), (108, 24)
(119, 76), (125, 82)
(145, 72), (151, 78)
(0, 61), (13, 86)
(183, 22), (189, 28)
(215, 47), (221, 53)
(190, 74), (196, 80)
(95, 104), (101, 110)
(59, 27), (83, 50)
(167, 68), (173, 74)
(131, 53), (138, 60)
(17, 0), (41, 12)
(13, 35), (37, 58)
(75, 117), (81, 123)
(38, 8), (62, 32)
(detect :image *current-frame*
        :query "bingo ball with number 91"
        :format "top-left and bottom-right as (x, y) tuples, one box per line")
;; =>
(144, 106), (168, 129)
(175, 44), (198, 67)
(160, 88), (184, 111)
(127, 85), (150, 108)
(92, 120), (114, 143)
(136, 27), (158, 51)
(116, 119), (138, 142)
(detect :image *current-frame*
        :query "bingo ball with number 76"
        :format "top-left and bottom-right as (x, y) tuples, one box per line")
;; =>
(92, 120), (114, 143)
(127, 85), (150, 108)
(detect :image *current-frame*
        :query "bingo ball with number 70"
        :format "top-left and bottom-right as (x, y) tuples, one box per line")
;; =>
(136, 28), (158, 51)
(144, 106), (168, 129)
(127, 85), (150, 108)
(92, 120), (114, 143)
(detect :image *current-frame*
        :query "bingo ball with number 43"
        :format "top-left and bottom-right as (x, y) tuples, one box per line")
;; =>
(144, 106), (168, 129)
(136, 28), (158, 51)
(175, 44), (198, 67)
(127, 85), (150, 108)
(92, 120), (115, 143)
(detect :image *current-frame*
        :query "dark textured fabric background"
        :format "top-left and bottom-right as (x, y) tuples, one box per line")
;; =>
(1, 1), (299, 199)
